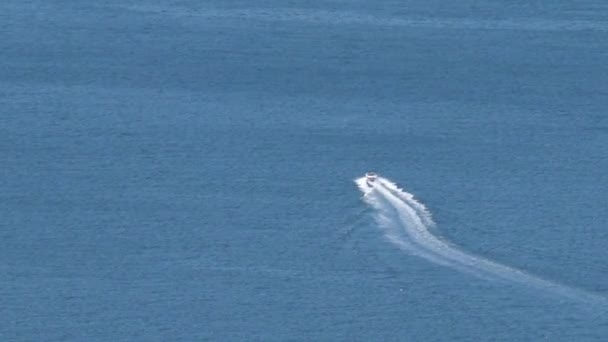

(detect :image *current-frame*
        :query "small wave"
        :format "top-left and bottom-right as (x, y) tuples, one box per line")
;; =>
(355, 176), (608, 307)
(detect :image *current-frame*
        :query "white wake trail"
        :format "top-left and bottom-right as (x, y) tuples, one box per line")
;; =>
(356, 176), (607, 306)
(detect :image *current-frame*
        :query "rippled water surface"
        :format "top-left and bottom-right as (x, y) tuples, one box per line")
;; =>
(2, 1), (608, 340)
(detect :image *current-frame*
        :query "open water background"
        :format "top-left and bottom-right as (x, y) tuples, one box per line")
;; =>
(2, 1), (608, 340)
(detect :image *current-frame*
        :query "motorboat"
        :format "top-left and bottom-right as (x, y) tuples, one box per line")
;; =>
(365, 172), (378, 186)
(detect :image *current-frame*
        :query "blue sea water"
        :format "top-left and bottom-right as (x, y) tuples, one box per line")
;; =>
(2, 1), (608, 340)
